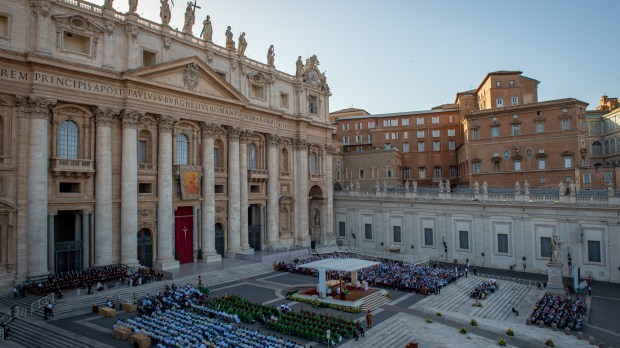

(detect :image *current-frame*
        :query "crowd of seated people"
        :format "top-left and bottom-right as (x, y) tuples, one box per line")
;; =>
(469, 279), (498, 300)
(529, 294), (586, 330)
(274, 253), (460, 295)
(121, 284), (302, 348)
(35, 264), (127, 294)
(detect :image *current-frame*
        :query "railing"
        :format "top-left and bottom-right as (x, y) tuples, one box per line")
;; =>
(31, 293), (54, 314)
(0, 306), (26, 329)
(280, 171), (290, 177)
(248, 169), (268, 176)
(309, 173), (324, 181)
(0, 156), (12, 166)
(215, 167), (228, 175)
(50, 158), (94, 173)
(312, 246), (430, 266)
(138, 163), (157, 171)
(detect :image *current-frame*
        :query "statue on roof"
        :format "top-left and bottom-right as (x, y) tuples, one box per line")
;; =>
(295, 56), (304, 77)
(201, 15), (213, 42)
(103, 0), (114, 9)
(160, 0), (171, 26)
(183, 2), (196, 34)
(225, 26), (235, 50)
(267, 45), (275, 67)
(128, 0), (138, 13)
(237, 32), (247, 56)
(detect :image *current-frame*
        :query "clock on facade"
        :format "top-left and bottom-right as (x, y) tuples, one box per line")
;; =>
(306, 69), (319, 86)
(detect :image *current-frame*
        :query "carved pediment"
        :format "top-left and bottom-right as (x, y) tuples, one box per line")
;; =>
(125, 57), (248, 104)
(52, 14), (105, 34)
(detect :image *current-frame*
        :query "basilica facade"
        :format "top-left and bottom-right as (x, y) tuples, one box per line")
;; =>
(0, 0), (336, 285)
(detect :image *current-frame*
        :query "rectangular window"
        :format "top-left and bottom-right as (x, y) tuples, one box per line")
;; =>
(433, 166), (441, 178)
(448, 115), (454, 123)
(431, 116), (440, 124)
(280, 93), (289, 107)
(403, 131), (409, 139)
(368, 121), (375, 129)
(309, 95), (318, 114)
(509, 80), (514, 87)
(142, 50), (157, 67)
(416, 117), (424, 125)
(386, 167), (393, 177)
(356, 146), (363, 153)
(536, 121), (544, 133)
(459, 230), (469, 250)
(402, 143), (410, 152)
(391, 132), (398, 140)
(390, 119), (398, 127)
(368, 134), (373, 142)
(401, 118), (409, 126)
(424, 228), (433, 246)
(383, 120), (390, 127)
(583, 173), (591, 184)
(448, 140), (455, 150)
(251, 84), (265, 100)
(450, 166), (457, 177)
(512, 124), (520, 135)
(497, 233), (509, 253)
(342, 136), (349, 144)
(59, 182), (81, 193)
(447, 129), (455, 137)
(250, 185), (260, 193)
(63, 31), (92, 55)
(588, 240), (601, 262)
(339, 221), (346, 237)
(138, 183), (152, 194)
(359, 169), (365, 178)
(514, 160), (522, 171)
(419, 167), (426, 178)
(496, 98), (504, 107)
(473, 162), (481, 173)
(471, 128), (479, 139)
(604, 172), (612, 183)
(214, 185), (225, 193)
(561, 118), (570, 130)
(540, 237), (552, 258)
(355, 122), (362, 130)
(403, 167), (411, 179)
(384, 143), (391, 150)
(393, 226), (402, 244)
(138, 140), (148, 164)
(511, 96), (519, 105)
(417, 130), (425, 138)
(355, 135), (362, 143)
(0, 15), (9, 38)
(538, 158), (546, 170)
(563, 156), (572, 168)
(432, 130), (440, 137)
(364, 223), (373, 240)
(496, 81), (501, 88)
(417, 142), (425, 152)
(491, 127), (499, 138)
(342, 124), (349, 131)
(385, 133), (390, 140)
(432, 141), (440, 151)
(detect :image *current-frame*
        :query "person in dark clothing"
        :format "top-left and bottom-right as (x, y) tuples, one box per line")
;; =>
(473, 266), (477, 276)
(512, 306), (519, 316)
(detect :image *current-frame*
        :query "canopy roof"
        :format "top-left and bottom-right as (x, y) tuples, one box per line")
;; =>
(297, 258), (380, 272)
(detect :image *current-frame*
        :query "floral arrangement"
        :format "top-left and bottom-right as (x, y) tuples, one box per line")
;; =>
(459, 327), (468, 334)
(506, 328), (514, 336)
(425, 318), (433, 323)
(286, 295), (322, 308)
(436, 312), (442, 317)
(498, 338), (507, 346)
(545, 338), (555, 347)
(264, 308), (356, 343)
(470, 319), (478, 326)
(328, 303), (361, 313)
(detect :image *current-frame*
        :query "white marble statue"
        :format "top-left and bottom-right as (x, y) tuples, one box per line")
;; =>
(569, 181), (576, 195)
(225, 26), (235, 50)
(438, 180), (444, 193)
(445, 180), (451, 193)
(608, 183), (615, 197)
(404, 181), (410, 192)
(267, 45), (275, 67)
(237, 32), (247, 56)
(551, 232), (563, 264)
(202, 15), (213, 42)
(295, 56), (304, 77)
(160, 0), (171, 26)
(482, 181), (488, 194)
(514, 180), (521, 194)
(355, 180), (360, 192)
(128, 0), (138, 13)
(183, 3), (196, 34)
(524, 180), (530, 195)
(412, 180), (418, 193)
(376, 180), (380, 192)
(474, 181), (480, 194)
(559, 181), (566, 196)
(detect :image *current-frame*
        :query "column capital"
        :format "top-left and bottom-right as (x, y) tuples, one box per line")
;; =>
(15, 95), (56, 119)
(82, 209), (92, 215)
(293, 138), (308, 150)
(266, 134), (281, 146)
(120, 109), (143, 128)
(157, 115), (177, 133)
(200, 122), (220, 138)
(239, 130), (253, 144)
(226, 126), (242, 141)
(324, 144), (336, 153)
(48, 211), (57, 216)
(193, 205), (200, 213)
(93, 106), (119, 127)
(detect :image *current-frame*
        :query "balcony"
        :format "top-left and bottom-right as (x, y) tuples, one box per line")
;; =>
(0, 156), (13, 169)
(215, 167), (228, 177)
(280, 171), (290, 178)
(248, 169), (268, 182)
(309, 173), (324, 181)
(138, 163), (157, 174)
(50, 158), (94, 178)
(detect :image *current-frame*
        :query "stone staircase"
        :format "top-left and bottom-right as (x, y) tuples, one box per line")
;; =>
(9, 317), (113, 348)
(47, 262), (274, 319)
(359, 290), (391, 312)
(413, 275), (534, 321)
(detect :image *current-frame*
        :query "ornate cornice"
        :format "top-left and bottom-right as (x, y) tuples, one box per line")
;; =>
(15, 95), (56, 119)
(239, 130), (253, 143)
(200, 122), (219, 138)
(92, 106), (119, 127)
(293, 138), (308, 150)
(226, 127), (242, 141)
(324, 144), (336, 153)
(157, 115), (177, 133)
(266, 134), (281, 146)
(120, 109), (143, 128)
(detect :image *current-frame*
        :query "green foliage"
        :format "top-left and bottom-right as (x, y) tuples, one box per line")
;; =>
(435, 312), (442, 317)
(470, 319), (478, 326)
(425, 318), (433, 323)
(497, 338), (507, 346)
(506, 328), (514, 336)
(459, 327), (468, 334)
(545, 339), (555, 347)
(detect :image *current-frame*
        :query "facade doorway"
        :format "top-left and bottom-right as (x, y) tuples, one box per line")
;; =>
(137, 229), (153, 267)
(215, 223), (225, 256)
(309, 185), (325, 247)
(248, 205), (262, 251)
(54, 210), (82, 273)
(174, 206), (194, 264)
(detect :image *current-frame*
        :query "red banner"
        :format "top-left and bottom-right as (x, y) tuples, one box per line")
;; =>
(174, 206), (194, 264)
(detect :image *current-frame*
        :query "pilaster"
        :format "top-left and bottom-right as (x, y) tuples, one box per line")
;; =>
(266, 134), (280, 246)
(120, 109), (141, 266)
(226, 127), (242, 255)
(200, 122), (221, 261)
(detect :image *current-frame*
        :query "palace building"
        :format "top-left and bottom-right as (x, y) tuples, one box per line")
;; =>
(0, 0), (337, 286)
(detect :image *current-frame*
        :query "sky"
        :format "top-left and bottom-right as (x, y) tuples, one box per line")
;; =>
(91, 0), (620, 114)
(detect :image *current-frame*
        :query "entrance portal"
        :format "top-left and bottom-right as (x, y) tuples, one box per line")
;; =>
(137, 229), (153, 267)
(248, 205), (262, 251)
(174, 206), (194, 264)
(215, 223), (225, 256)
(54, 210), (82, 273)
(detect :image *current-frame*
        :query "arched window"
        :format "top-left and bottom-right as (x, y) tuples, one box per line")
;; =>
(310, 152), (318, 174)
(176, 133), (189, 165)
(604, 140), (610, 155)
(138, 130), (152, 164)
(611, 139), (616, 153)
(592, 141), (602, 156)
(280, 148), (289, 173)
(248, 143), (257, 170)
(58, 120), (79, 159)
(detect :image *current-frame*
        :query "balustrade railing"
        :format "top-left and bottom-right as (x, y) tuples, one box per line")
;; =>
(31, 293), (54, 314)
(279, 171), (290, 177)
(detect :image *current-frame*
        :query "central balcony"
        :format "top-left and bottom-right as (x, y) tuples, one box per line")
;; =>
(50, 158), (94, 178)
(248, 169), (268, 182)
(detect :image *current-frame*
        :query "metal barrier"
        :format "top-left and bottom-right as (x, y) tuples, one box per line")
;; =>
(0, 305), (27, 327)
(31, 293), (54, 314)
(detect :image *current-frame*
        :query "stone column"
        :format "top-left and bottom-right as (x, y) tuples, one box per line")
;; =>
(193, 205), (199, 257)
(226, 127), (242, 254)
(93, 107), (116, 266)
(120, 109), (141, 266)
(82, 210), (91, 269)
(154, 115), (179, 270)
(200, 123), (220, 261)
(294, 138), (309, 246)
(324, 145), (336, 246)
(16, 95), (55, 276)
(266, 134), (280, 246)
(239, 130), (251, 251)
(47, 212), (57, 273)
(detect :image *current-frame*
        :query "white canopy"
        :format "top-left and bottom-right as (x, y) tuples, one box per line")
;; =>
(298, 258), (380, 272)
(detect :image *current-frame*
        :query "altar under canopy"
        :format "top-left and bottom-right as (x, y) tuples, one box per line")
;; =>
(298, 258), (380, 298)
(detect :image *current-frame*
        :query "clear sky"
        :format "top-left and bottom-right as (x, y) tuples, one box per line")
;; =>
(91, 0), (619, 114)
